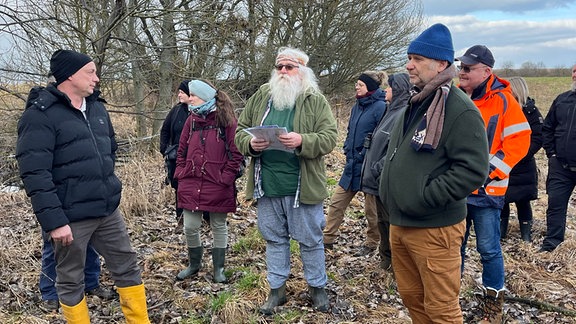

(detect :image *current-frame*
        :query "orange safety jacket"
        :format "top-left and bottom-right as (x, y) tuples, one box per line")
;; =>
(462, 75), (531, 208)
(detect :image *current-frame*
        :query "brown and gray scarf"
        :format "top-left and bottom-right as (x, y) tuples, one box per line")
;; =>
(410, 64), (456, 152)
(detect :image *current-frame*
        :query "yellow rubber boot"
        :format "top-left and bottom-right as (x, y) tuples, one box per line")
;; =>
(117, 283), (151, 324)
(60, 295), (90, 324)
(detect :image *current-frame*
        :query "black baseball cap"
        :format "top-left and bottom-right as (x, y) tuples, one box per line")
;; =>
(456, 45), (495, 68)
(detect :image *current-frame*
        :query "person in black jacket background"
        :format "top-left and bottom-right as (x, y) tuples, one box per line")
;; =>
(16, 49), (150, 322)
(500, 76), (543, 242)
(540, 64), (576, 252)
(360, 72), (411, 270)
(160, 80), (191, 222)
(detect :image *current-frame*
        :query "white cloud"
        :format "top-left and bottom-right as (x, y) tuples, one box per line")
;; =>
(421, 0), (576, 15)
(422, 13), (576, 67)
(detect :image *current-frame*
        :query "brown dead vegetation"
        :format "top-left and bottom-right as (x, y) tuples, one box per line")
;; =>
(1, 77), (575, 323)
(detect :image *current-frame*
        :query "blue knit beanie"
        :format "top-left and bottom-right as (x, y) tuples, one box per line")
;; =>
(407, 23), (454, 63)
(188, 80), (216, 102)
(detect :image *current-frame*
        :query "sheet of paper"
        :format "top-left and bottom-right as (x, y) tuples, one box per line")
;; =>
(243, 125), (294, 152)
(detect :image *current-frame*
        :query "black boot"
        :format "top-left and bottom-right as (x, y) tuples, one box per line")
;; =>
(499, 216), (509, 240)
(212, 248), (227, 283)
(520, 221), (532, 242)
(259, 283), (287, 315)
(176, 246), (203, 280)
(309, 286), (329, 312)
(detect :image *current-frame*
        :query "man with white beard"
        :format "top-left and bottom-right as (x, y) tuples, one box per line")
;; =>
(235, 47), (338, 315)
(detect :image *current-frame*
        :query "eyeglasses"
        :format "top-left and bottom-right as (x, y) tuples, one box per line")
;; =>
(458, 65), (484, 73)
(275, 64), (299, 71)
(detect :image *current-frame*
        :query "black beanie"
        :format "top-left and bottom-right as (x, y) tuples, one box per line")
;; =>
(178, 79), (191, 96)
(358, 73), (380, 91)
(50, 49), (93, 85)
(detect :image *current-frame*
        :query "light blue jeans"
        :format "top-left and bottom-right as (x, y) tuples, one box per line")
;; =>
(257, 196), (327, 289)
(461, 204), (505, 290)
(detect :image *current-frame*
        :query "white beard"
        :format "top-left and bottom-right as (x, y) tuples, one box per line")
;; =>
(572, 81), (576, 92)
(269, 73), (304, 111)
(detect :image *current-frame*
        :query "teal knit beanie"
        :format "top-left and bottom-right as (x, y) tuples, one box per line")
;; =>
(188, 80), (216, 102)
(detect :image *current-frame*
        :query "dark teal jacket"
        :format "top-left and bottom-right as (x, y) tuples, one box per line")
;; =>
(379, 84), (489, 228)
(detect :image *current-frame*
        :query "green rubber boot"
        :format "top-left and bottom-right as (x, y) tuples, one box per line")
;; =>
(176, 246), (203, 280)
(259, 283), (287, 315)
(212, 248), (227, 283)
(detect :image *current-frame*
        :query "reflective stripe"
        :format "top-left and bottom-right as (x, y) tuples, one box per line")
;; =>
(503, 121), (531, 138)
(490, 156), (512, 174)
(487, 178), (509, 188)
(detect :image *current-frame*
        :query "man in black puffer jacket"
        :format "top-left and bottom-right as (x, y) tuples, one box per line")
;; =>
(16, 49), (150, 322)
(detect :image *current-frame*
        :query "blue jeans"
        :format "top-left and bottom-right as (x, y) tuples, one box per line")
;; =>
(40, 232), (101, 301)
(461, 205), (505, 290)
(257, 196), (327, 289)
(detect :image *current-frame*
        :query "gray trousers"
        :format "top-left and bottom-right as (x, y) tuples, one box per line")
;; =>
(257, 196), (327, 289)
(52, 208), (141, 306)
(182, 210), (228, 248)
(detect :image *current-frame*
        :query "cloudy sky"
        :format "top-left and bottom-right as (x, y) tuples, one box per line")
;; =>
(420, 0), (576, 68)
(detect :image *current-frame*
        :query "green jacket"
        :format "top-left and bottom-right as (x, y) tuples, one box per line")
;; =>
(235, 84), (338, 205)
(379, 85), (489, 228)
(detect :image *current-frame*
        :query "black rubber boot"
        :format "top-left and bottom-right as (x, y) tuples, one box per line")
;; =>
(212, 248), (227, 283)
(176, 246), (203, 280)
(309, 286), (329, 312)
(259, 283), (287, 315)
(520, 221), (532, 242)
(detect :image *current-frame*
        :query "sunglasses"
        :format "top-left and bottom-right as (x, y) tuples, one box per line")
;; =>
(458, 65), (484, 73)
(275, 64), (299, 71)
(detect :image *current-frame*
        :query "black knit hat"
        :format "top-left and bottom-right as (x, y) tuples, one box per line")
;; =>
(178, 79), (191, 96)
(358, 73), (380, 91)
(50, 49), (93, 85)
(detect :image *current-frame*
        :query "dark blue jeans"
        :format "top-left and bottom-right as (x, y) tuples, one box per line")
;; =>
(542, 157), (576, 251)
(40, 232), (101, 301)
(461, 204), (505, 290)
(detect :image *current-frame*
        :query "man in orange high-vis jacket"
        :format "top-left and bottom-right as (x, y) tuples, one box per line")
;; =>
(457, 45), (531, 324)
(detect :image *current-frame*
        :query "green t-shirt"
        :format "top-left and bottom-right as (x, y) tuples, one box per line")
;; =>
(261, 106), (300, 197)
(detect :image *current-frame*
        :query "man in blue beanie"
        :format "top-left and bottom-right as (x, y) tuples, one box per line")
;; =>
(378, 24), (489, 323)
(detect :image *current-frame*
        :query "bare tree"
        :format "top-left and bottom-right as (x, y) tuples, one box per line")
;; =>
(0, 0), (424, 137)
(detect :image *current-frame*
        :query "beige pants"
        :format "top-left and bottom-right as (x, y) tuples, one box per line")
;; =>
(391, 220), (465, 323)
(323, 185), (379, 247)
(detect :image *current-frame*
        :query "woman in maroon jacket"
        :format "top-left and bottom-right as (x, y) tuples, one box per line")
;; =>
(174, 79), (244, 283)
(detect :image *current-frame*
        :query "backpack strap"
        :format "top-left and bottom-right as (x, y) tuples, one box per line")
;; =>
(186, 123), (235, 161)
(218, 126), (233, 160)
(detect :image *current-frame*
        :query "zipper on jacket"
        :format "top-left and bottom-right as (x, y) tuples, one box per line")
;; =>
(389, 147), (397, 161)
(564, 104), (576, 159)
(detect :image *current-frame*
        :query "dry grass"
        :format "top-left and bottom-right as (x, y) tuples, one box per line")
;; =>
(1, 76), (576, 323)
